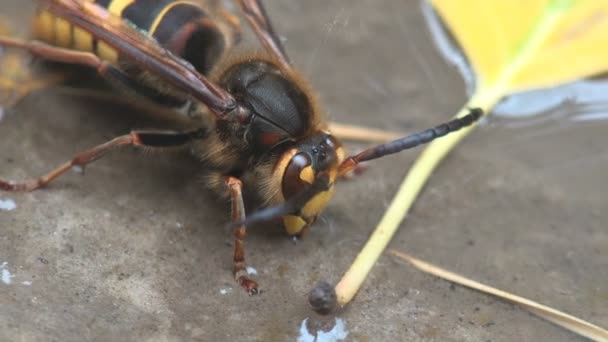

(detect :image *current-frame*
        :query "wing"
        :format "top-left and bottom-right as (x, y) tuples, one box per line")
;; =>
(237, 0), (291, 69)
(40, 0), (240, 119)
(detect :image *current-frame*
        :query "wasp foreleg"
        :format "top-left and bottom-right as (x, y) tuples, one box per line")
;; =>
(0, 36), (138, 92)
(225, 176), (259, 295)
(0, 129), (204, 192)
(0, 37), (102, 69)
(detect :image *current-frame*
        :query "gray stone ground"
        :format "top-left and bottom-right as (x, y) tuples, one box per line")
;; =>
(1, 0), (606, 341)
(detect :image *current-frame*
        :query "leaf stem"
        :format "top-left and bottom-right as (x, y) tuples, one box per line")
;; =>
(333, 0), (573, 306)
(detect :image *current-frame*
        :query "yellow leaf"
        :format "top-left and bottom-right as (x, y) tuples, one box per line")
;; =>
(433, 0), (608, 93)
(334, 0), (608, 308)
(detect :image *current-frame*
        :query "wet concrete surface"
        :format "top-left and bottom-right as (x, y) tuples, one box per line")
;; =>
(1, 0), (607, 341)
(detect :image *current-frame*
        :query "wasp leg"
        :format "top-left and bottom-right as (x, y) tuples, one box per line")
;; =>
(0, 37), (105, 70)
(236, 0), (291, 69)
(0, 129), (204, 192)
(0, 37), (138, 93)
(0, 36), (190, 114)
(225, 176), (259, 295)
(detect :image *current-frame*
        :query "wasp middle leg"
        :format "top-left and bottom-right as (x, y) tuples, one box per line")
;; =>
(225, 176), (259, 295)
(0, 129), (205, 191)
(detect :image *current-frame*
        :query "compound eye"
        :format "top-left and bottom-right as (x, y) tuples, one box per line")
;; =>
(325, 135), (338, 150)
(282, 152), (315, 199)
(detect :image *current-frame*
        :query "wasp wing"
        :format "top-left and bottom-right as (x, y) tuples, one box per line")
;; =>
(40, 0), (237, 116)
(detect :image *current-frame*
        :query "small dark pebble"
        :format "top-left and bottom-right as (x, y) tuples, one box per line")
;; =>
(37, 257), (48, 264)
(64, 244), (74, 253)
(308, 281), (337, 315)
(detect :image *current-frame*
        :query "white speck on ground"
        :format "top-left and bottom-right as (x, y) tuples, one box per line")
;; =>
(1, 262), (15, 284)
(246, 266), (257, 275)
(71, 165), (84, 173)
(0, 198), (16, 211)
(298, 318), (348, 342)
(298, 321), (314, 342)
(219, 287), (232, 295)
(21, 281), (32, 286)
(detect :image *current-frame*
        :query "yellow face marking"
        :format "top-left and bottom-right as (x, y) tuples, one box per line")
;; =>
(283, 215), (307, 236)
(149, 1), (200, 34)
(299, 165), (315, 184)
(73, 27), (93, 52)
(54, 17), (72, 48)
(33, 11), (55, 43)
(301, 185), (335, 219)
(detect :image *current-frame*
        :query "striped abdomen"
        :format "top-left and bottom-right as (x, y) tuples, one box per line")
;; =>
(33, 0), (240, 75)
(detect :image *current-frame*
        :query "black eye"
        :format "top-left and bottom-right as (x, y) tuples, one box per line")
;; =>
(282, 153), (314, 199)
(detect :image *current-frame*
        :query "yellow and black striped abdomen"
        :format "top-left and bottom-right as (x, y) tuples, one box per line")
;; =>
(33, 0), (235, 75)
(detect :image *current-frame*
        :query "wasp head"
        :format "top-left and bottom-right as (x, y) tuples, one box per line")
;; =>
(277, 132), (345, 236)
